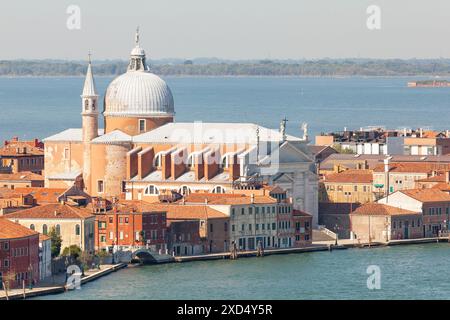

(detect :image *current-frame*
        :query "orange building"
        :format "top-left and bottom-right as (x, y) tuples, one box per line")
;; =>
(0, 137), (44, 174)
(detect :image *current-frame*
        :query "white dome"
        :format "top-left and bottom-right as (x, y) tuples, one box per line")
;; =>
(104, 71), (174, 117)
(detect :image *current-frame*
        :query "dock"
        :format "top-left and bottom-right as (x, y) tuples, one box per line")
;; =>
(0, 263), (127, 300)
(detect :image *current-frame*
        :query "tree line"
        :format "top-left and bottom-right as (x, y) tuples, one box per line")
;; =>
(2, 59), (450, 76)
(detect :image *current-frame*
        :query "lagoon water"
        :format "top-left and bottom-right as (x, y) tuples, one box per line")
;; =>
(39, 244), (450, 300)
(0, 76), (449, 142)
(3, 76), (450, 299)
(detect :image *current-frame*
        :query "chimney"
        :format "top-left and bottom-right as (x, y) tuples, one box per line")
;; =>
(204, 198), (208, 205)
(419, 128), (423, 138)
(446, 171), (450, 184)
(446, 130), (450, 138)
(54, 210), (58, 217)
(251, 193), (255, 204)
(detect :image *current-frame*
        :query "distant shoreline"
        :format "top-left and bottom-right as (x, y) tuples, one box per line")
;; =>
(2, 59), (450, 77)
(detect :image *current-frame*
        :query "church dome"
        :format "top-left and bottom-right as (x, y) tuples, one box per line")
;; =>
(103, 29), (174, 118)
(104, 72), (174, 117)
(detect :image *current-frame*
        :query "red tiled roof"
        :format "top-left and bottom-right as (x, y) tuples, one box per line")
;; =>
(14, 187), (66, 204)
(373, 163), (450, 173)
(0, 141), (43, 157)
(0, 218), (39, 239)
(0, 172), (44, 182)
(142, 203), (228, 220)
(351, 203), (418, 216)
(182, 193), (245, 204)
(323, 169), (373, 184)
(400, 189), (450, 202)
(6, 203), (94, 220)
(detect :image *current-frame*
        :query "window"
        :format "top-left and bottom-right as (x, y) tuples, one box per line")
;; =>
(210, 224), (214, 233)
(63, 148), (70, 160)
(224, 222), (228, 232)
(100, 235), (106, 243)
(3, 242), (9, 251)
(231, 224), (235, 232)
(4, 259), (9, 268)
(84, 99), (89, 111)
(119, 231), (124, 240)
(97, 180), (104, 193)
(179, 186), (191, 196)
(75, 224), (80, 236)
(144, 184), (159, 195)
(241, 208), (245, 215)
(92, 100), (96, 110)
(154, 153), (162, 168)
(42, 224), (48, 235)
(109, 232), (113, 240)
(139, 119), (146, 133)
(211, 186), (225, 194)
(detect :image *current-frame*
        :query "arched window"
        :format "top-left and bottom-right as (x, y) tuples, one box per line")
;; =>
(56, 224), (61, 235)
(42, 224), (48, 235)
(30, 224), (35, 231)
(154, 153), (162, 168)
(75, 224), (81, 236)
(179, 186), (191, 196)
(144, 185), (159, 195)
(84, 99), (89, 111)
(211, 186), (226, 194)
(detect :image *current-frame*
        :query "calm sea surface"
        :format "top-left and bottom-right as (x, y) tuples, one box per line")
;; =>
(38, 244), (450, 300)
(0, 76), (449, 142)
(4, 76), (450, 299)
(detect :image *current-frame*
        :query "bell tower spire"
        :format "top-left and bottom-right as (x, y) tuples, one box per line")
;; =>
(81, 54), (99, 193)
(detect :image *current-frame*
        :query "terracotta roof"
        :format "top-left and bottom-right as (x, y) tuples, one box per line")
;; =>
(143, 203), (227, 220)
(0, 187), (31, 199)
(417, 174), (448, 183)
(351, 203), (418, 216)
(323, 169), (373, 184)
(39, 234), (50, 241)
(210, 196), (277, 205)
(183, 193), (246, 204)
(6, 203), (94, 220)
(431, 183), (450, 191)
(0, 172), (44, 181)
(0, 218), (39, 239)
(373, 163), (450, 173)
(400, 189), (450, 203)
(14, 187), (66, 204)
(0, 141), (43, 157)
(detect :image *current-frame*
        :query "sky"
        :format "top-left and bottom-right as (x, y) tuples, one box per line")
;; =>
(1, 0), (450, 60)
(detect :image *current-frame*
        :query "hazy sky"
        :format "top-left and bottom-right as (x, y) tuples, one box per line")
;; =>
(1, 0), (450, 60)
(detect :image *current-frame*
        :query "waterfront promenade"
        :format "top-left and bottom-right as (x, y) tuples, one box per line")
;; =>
(0, 263), (127, 300)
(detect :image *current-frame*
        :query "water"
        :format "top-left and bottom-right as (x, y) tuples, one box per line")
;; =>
(38, 244), (450, 300)
(0, 76), (449, 142)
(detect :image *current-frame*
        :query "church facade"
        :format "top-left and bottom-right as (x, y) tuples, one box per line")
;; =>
(44, 30), (319, 225)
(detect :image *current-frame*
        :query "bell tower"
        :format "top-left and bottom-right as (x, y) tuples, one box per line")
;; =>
(81, 54), (99, 193)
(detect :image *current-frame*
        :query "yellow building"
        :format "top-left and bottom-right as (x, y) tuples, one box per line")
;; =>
(6, 203), (95, 252)
(319, 169), (374, 203)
